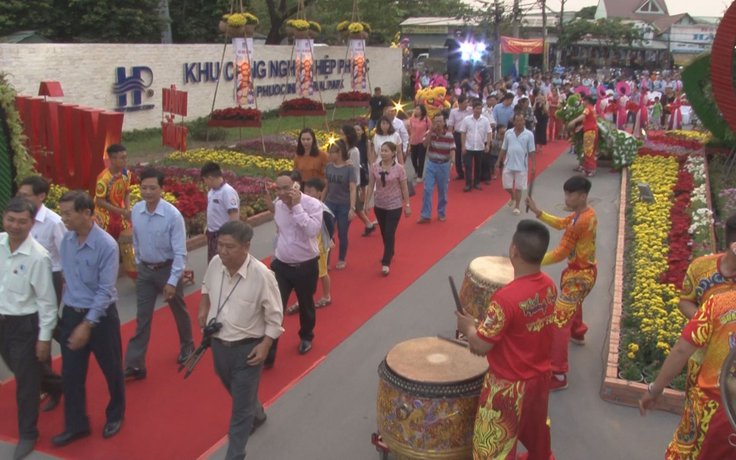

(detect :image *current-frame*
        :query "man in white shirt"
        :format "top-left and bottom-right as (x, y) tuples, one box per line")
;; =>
(482, 94), (498, 128)
(198, 220), (283, 460)
(459, 99), (493, 192)
(17, 175), (65, 411)
(447, 95), (474, 180)
(0, 197), (57, 460)
(499, 113), (536, 215)
(384, 105), (410, 161)
(201, 162), (241, 262)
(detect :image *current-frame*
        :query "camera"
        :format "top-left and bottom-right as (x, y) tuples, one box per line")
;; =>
(203, 318), (222, 338)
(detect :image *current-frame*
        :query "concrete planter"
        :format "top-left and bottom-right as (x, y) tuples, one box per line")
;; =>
(599, 169), (685, 414)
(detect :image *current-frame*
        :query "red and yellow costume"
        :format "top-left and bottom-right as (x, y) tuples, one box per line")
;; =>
(675, 253), (736, 452)
(581, 105), (598, 174)
(94, 168), (133, 239)
(475, 272), (558, 460)
(539, 207), (597, 375)
(666, 290), (736, 459)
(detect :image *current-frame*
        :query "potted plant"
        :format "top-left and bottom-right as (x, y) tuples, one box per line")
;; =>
(208, 107), (262, 127)
(335, 91), (371, 108)
(279, 98), (326, 117)
(285, 19), (310, 39)
(219, 12), (259, 38)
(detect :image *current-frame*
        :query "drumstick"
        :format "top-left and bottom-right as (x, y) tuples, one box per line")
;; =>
(437, 334), (469, 348)
(449, 276), (465, 313)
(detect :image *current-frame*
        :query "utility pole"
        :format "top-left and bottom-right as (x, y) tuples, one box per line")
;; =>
(512, 0), (520, 76)
(159, 0), (173, 44)
(541, 0), (548, 72)
(557, 0), (566, 68)
(493, 0), (503, 82)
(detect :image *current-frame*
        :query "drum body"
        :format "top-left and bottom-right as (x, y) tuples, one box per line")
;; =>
(459, 256), (513, 322)
(118, 229), (137, 278)
(376, 337), (488, 459)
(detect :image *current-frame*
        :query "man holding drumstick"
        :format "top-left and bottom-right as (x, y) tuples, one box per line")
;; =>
(456, 220), (557, 460)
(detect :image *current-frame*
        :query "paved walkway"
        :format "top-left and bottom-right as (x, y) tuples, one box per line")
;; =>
(0, 151), (681, 459)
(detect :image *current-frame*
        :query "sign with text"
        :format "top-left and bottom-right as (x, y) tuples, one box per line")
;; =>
(233, 38), (255, 106)
(501, 37), (544, 54)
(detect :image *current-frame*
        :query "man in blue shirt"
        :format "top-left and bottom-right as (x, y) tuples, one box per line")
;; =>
(54, 191), (125, 447)
(125, 167), (193, 380)
(493, 93), (516, 130)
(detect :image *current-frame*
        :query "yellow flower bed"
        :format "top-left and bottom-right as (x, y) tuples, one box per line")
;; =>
(167, 148), (292, 174)
(666, 130), (712, 144)
(622, 155), (687, 375)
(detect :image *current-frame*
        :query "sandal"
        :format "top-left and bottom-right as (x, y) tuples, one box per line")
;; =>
(335, 261), (347, 270)
(315, 298), (332, 308)
(286, 302), (299, 315)
(361, 225), (376, 237)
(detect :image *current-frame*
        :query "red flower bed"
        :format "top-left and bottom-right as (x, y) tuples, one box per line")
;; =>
(646, 133), (703, 151)
(210, 107), (262, 121)
(336, 91), (371, 102)
(280, 98), (324, 112)
(660, 157), (694, 288)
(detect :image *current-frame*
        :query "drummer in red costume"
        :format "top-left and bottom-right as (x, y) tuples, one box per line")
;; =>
(639, 289), (736, 460)
(526, 175), (597, 392)
(665, 214), (736, 458)
(568, 95), (598, 177)
(457, 220), (558, 460)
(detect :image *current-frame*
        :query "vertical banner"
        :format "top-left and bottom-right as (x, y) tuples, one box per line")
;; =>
(349, 39), (366, 91)
(233, 38), (255, 106)
(295, 38), (314, 97)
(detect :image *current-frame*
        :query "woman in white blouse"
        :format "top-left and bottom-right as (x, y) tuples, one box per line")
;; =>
(370, 116), (403, 165)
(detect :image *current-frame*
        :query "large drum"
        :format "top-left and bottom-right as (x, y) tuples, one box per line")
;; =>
(376, 337), (488, 459)
(459, 256), (513, 322)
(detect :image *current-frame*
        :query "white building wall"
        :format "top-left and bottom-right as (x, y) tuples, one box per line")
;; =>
(0, 43), (402, 131)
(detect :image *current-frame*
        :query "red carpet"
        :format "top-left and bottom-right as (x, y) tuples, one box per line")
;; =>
(0, 141), (569, 459)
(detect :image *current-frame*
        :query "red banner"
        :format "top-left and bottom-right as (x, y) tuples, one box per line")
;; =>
(501, 36), (544, 54)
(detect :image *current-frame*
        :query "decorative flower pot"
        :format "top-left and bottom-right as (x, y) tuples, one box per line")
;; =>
(349, 31), (368, 40)
(294, 30), (310, 39)
(244, 24), (256, 37)
(308, 30), (319, 39)
(222, 24), (246, 38)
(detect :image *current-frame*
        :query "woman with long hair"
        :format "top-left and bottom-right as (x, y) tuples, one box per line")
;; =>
(547, 84), (561, 140)
(408, 104), (431, 182)
(342, 124), (376, 236)
(370, 116), (402, 165)
(364, 141), (411, 276)
(324, 139), (357, 269)
(293, 127), (328, 182)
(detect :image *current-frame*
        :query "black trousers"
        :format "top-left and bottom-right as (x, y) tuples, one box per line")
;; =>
(375, 207), (402, 266)
(0, 313), (42, 440)
(463, 150), (483, 186)
(206, 231), (219, 263)
(59, 305), (125, 433)
(481, 153), (498, 182)
(410, 143), (427, 179)
(453, 132), (464, 177)
(266, 257), (319, 365)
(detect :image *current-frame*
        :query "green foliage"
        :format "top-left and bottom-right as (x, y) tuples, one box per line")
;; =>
(0, 74), (35, 184)
(559, 18), (642, 48)
(187, 117), (227, 141)
(0, 0), (164, 43)
(168, 0), (231, 43)
(575, 6), (597, 20)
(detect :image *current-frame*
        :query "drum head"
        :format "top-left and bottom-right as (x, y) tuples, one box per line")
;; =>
(386, 337), (487, 384)
(468, 256), (514, 285)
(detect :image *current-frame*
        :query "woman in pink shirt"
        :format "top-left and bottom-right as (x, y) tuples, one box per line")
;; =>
(408, 104), (431, 182)
(364, 142), (411, 276)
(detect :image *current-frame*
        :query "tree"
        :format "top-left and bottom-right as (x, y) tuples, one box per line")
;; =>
(168, 0), (230, 43)
(0, 0), (163, 43)
(558, 18), (643, 66)
(575, 5), (596, 20)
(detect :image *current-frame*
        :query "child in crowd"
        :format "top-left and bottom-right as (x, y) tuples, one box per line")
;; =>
(650, 96), (662, 130)
(303, 178), (334, 308)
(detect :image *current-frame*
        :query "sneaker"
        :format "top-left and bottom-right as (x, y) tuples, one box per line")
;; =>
(574, 165), (584, 172)
(416, 177), (423, 183)
(417, 217), (431, 224)
(512, 208), (521, 215)
(381, 266), (390, 276)
(550, 374), (568, 392)
(438, 216), (446, 222)
(586, 170), (596, 177)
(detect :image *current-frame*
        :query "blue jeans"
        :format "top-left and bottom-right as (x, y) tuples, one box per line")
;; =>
(421, 160), (450, 219)
(326, 201), (351, 262)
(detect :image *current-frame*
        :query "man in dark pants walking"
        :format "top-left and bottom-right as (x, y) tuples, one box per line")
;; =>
(447, 95), (473, 180)
(53, 191), (125, 447)
(0, 197), (58, 459)
(265, 172), (322, 366)
(198, 221), (283, 459)
(125, 167), (194, 380)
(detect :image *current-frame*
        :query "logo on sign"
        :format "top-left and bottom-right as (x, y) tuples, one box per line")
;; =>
(113, 66), (155, 112)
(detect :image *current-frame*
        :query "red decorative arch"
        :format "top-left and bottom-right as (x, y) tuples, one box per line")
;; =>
(711, 1), (736, 133)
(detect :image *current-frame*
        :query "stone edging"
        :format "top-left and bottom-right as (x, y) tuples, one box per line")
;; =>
(599, 168), (685, 415)
(185, 210), (273, 251)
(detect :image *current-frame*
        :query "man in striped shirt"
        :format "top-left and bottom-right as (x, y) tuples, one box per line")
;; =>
(419, 112), (455, 223)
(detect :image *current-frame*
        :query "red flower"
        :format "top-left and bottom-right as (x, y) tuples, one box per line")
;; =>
(211, 107), (262, 121)
(280, 98), (324, 111)
(336, 91), (371, 102)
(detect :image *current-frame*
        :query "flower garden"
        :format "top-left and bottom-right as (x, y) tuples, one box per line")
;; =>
(604, 129), (716, 411)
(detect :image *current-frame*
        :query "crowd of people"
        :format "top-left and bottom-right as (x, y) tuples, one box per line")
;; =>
(0, 63), (732, 460)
